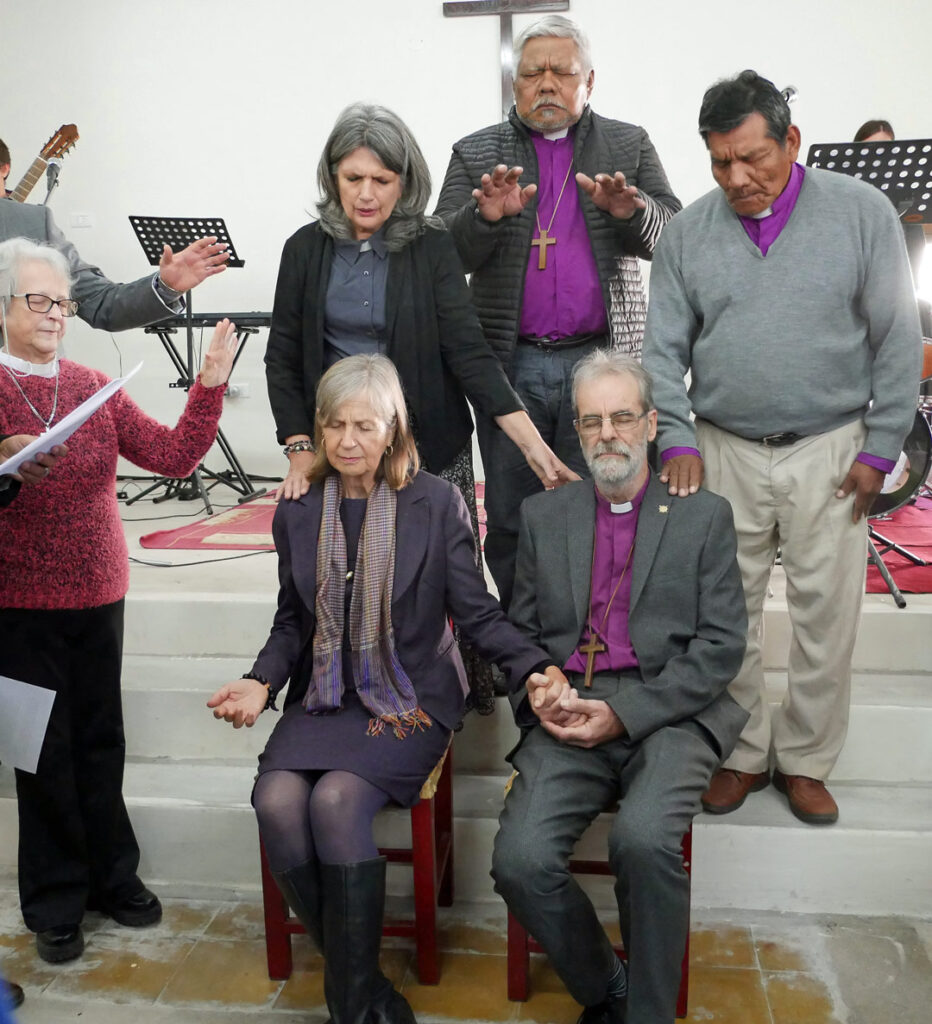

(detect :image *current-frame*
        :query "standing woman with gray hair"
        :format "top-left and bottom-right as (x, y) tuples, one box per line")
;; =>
(265, 102), (578, 711)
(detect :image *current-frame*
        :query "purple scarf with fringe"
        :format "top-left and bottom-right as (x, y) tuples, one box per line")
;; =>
(304, 474), (431, 738)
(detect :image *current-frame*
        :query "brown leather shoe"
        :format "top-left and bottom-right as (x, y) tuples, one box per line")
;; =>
(773, 770), (838, 825)
(701, 768), (770, 814)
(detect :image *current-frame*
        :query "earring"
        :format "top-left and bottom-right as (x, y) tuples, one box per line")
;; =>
(385, 443), (394, 457)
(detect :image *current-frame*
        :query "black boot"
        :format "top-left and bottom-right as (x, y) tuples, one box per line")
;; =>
(320, 857), (416, 1024)
(273, 857), (324, 953)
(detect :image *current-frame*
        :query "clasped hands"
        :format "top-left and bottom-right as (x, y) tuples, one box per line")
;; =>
(473, 165), (645, 223)
(526, 666), (625, 748)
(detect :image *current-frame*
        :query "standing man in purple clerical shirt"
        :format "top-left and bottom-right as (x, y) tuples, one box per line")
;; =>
(493, 350), (748, 1024)
(435, 14), (681, 610)
(642, 71), (922, 825)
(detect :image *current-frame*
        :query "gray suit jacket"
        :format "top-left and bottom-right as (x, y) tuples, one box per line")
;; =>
(509, 474), (749, 758)
(0, 201), (174, 331)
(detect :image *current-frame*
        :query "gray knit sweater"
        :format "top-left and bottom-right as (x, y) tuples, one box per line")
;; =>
(642, 166), (921, 462)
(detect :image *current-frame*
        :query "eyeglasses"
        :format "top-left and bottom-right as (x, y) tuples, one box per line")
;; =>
(573, 410), (649, 437)
(13, 293), (80, 317)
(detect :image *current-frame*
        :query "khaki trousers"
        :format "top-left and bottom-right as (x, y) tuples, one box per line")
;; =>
(696, 418), (868, 779)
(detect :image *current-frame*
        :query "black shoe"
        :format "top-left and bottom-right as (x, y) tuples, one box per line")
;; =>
(36, 924), (84, 963)
(321, 857), (394, 1024)
(576, 996), (627, 1024)
(273, 857), (324, 953)
(2, 979), (25, 1008)
(99, 887), (162, 926)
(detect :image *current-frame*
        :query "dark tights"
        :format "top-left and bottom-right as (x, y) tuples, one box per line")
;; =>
(254, 769), (391, 872)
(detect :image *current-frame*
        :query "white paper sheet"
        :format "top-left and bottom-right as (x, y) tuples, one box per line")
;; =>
(0, 675), (56, 773)
(0, 362), (143, 477)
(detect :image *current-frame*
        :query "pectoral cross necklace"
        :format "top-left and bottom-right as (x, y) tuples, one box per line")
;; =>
(531, 159), (574, 271)
(580, 538), (635, 689)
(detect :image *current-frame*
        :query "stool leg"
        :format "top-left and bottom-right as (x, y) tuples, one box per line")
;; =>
(410, 799), (440, 985)
(260, 841), (294, 980)
(506, 911), (531, 1001)
(435, 750), (454, 908)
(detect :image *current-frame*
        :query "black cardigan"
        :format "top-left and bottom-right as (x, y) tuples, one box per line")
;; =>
(265, 222), (523, 473)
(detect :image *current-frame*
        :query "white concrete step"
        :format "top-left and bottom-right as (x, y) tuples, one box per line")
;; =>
(2, 762), (929, 918)
(119, 659), (932, 783)
(122, 583), (932, 673)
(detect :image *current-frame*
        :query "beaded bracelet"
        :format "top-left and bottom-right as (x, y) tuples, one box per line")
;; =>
(283, 440), (314, 456)
(242, 671), (278, 711)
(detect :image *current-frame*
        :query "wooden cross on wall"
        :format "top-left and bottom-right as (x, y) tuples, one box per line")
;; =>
(442, 1), (570, 121)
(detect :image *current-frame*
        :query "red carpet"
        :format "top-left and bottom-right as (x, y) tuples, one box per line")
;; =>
(867, 496), (932, 594)
(140, 496), (278, 551)
(139, 486), (488, 552)
(139, 486), (930, 594)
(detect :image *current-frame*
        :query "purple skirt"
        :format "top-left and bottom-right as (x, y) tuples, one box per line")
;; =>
(256, 691), (451, 807)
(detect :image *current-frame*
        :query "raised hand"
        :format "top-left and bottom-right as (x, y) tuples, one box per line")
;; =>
(199, 319), (238, 388)
(158, 236), (230, 292)
(575, 171), (646, 221)
(473, 165), (538, 222)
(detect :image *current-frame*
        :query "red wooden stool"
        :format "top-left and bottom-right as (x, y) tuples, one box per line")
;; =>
(506, 825), (692, 1018)
(260, 747), (454, 984)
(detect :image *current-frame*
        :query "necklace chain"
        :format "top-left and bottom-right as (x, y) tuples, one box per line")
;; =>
(2, 362), (60, 431)
(535, 158), (575, 236)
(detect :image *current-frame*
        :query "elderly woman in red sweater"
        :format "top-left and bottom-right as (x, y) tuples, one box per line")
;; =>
(0, 237), (236, 965)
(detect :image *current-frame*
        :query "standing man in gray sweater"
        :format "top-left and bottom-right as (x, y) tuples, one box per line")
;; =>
(642, 71), (921, 825)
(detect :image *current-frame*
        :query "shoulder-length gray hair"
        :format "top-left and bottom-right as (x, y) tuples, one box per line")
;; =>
(0, 237), (73, 313)
(315, 103), (441, 252)
(308, 354), (419, 490)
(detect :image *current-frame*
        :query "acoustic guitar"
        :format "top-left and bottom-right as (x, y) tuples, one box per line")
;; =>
(9, 124), (79, 203)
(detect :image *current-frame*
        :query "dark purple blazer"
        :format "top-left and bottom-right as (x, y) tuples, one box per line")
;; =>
(251, 470), (550, 731)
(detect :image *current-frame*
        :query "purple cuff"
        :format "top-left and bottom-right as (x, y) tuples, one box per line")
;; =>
(661, 446), (702, 462)
(856, 451), (897, 474)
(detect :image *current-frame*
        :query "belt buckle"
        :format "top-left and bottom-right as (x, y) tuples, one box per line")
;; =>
(761, 432), (797, 448)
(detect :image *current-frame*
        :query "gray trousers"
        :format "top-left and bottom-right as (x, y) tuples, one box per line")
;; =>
(492, 706), (719, 1024)
(477, 340), (597, 610)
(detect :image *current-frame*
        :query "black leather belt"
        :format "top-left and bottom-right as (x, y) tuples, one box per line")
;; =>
(759, 432), (805, 447)
(517, 332), (603, 351)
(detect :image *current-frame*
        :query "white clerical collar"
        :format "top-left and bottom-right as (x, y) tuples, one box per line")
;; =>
(751, 206), (773, 220)
(610, 501), (634, 514)
(0, 350), (59, 378)
(543, 127), (570, 140)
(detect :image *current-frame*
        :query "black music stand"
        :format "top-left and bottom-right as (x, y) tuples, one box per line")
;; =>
(807, 140), (932, 606)
(125, 216), (265, 512)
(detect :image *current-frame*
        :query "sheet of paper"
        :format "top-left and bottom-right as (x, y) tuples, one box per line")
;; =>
(0, 674), (56, 774)
(0, 362), (143, 477)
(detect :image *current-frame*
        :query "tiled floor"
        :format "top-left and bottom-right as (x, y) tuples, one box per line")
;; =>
(2, 893), (931, 1023)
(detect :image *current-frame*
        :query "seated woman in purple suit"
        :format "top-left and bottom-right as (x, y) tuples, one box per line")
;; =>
(208, 354), (564, 1024)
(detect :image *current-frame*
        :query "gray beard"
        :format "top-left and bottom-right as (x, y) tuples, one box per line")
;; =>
(586, 439), (647, 492)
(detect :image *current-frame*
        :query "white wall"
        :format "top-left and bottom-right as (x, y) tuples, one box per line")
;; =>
(2, 0), (929, 480)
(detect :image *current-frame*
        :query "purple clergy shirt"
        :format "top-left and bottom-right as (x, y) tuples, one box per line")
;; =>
(563, 477), (649, 677)
(519, 131), (607, 340)
(661, 163), (895, 473)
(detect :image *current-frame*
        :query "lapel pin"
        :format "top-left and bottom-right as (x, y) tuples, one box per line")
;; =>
(658, 505), (669, 514)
